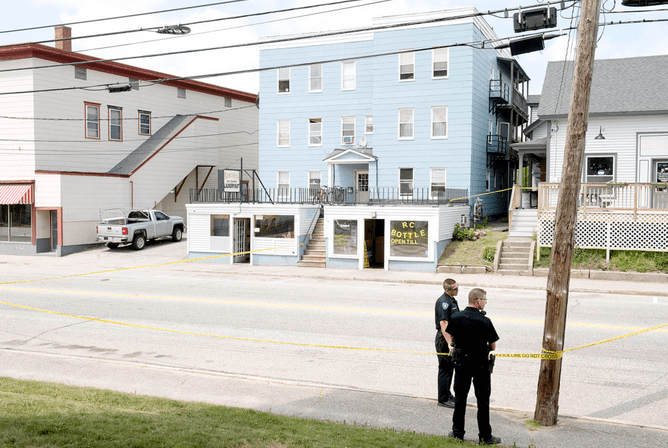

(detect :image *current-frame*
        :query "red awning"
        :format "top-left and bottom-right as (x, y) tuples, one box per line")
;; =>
(0, 183), (33, 204)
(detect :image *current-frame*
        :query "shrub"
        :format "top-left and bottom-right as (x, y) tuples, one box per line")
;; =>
(482, 246), (496, 262)
(453, 223), (475, 241)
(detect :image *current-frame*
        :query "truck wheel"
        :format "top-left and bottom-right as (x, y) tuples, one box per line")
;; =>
(132, 234), (146, 250)
(172, 228), (183, 242)
(106, 243), (119, 249)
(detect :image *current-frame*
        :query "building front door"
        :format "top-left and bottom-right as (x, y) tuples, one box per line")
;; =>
(50, 211), (58, 251)
(356, 171), (369, 203)
(233, 218), (250, 263)
(652, 160), (668, 208)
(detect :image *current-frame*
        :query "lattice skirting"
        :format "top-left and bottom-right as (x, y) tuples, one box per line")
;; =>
(539, 211), (668, 251)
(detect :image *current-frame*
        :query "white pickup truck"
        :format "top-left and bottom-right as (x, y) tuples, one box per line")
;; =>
(96, 209), (185, 250)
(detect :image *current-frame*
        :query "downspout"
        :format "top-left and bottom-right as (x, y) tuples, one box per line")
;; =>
(130, 180), (134, 209)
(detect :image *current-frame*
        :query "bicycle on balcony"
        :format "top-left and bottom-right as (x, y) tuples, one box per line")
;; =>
(311, 185), (345, 205)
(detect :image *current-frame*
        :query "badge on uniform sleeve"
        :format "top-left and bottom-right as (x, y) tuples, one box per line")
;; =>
(442, 302), (449, 310)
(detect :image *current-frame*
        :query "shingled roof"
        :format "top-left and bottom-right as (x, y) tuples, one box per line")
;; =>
(537, 55), (668, 118)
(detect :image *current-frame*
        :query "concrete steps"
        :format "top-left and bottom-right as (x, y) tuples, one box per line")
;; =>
(496, 238), (534, 274)
(298, 217), (326, 268)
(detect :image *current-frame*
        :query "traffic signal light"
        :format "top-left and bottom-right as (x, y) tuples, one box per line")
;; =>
(514, 7), (558, 32)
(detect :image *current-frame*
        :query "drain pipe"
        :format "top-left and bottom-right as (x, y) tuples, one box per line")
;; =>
(130, 180), (134, 208)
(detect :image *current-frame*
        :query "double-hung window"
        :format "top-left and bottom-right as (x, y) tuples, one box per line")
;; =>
(342, 60), (356, 90)
(308, 170), (321, 193)
(399, 168), (414, 197)
(433, 48), (449, 78)
(277, 171), (290, 198)
(277, 119), (290, 147)
(108, 106), (123, 141)
(365, 115), (373, 134)
(341, 116), (355, 145)
(399, 51), (415, 81)
(431, 167), (446, 199)
(309, 64), (323, 92)
(309, 118), (322, 146)
(278, 67), (290, 93)
(85, 102), (100, 139)
(399, 108), (414, 140)
(139, 110), (151, 136)
(431, 106), (447, 138)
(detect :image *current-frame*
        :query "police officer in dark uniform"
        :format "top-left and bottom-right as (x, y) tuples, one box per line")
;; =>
(445, 288), (501, 445)
(434, 278), (460, 408)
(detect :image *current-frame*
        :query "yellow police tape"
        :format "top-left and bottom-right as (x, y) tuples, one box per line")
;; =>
(1, 242), (666, 361)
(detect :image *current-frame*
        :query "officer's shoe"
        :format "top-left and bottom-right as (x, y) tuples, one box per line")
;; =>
(479, 435), (501, 445)
(438, 398), (455, 408)
(448, 431), (464, 442)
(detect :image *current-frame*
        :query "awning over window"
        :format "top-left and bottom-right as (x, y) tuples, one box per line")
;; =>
(0, 183), (34, 204)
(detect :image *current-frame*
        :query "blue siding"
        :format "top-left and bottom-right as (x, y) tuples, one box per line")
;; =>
(259, 18), (522, 216)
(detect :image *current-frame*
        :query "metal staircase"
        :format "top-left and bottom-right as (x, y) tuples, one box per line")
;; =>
(298, 217), (326, 268)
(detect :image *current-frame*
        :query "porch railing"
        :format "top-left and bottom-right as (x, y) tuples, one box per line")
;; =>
(538, 183), (668, 214)
(189, 187), (469, 206)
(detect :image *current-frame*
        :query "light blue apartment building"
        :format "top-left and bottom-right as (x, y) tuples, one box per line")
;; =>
(187, 7), (530, 272)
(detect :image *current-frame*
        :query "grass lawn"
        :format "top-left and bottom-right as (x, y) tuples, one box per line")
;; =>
(0, 377), (469, 448)
(438, 230), (508, 267)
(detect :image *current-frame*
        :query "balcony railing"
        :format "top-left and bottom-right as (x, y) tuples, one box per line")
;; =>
(190, 187), (469, 206)
(489, 79), (509, 104)
(487, 135), (508, 154)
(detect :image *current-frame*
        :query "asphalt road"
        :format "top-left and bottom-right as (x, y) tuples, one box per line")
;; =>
(1, 241), (667, 447)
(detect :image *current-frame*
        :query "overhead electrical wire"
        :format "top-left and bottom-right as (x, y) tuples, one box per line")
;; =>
(0, 1), (578, 76)
(0, 0), (253, 36)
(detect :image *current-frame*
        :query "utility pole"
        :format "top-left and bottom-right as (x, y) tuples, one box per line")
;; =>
(534, 0), (602, 426)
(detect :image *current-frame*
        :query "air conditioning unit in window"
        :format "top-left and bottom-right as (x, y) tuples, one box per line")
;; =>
(343, 136), (354, 144)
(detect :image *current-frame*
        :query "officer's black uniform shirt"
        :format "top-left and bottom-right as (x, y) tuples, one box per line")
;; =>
(446, 306), (499, 365)
(435, 292), (460, 331)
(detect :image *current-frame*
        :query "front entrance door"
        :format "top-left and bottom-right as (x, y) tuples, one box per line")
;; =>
(363, 219), (384, 269)
(233, 218), (250, 263)
(652, 160), (668, 208)
(356, 171), (369, 204)
(50, 211), (58, 251)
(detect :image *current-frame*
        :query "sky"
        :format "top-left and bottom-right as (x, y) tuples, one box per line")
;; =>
(2, 0), (668, 95)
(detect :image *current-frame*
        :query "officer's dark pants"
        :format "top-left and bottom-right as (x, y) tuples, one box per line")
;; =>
(451, 361), (492, 440)
(435, 333), (454, 402)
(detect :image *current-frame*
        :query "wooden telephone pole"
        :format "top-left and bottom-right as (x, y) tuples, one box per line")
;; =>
(534, 0), (602, 426)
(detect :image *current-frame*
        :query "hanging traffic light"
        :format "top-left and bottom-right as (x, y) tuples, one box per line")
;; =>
(514, 7), (558, 32)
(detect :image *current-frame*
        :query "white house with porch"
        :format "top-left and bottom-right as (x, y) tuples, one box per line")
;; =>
(506, 55), (668, 265)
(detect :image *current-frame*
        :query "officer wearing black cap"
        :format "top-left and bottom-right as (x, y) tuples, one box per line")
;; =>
(434, 278), (460, 408)
(445, 287), (500, 445)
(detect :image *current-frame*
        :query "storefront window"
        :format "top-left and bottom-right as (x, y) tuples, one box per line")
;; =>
(389, 220), (428, 258)
(211, 215), (230, 236)
(586, 156), (614, 183)
(0, 204), (31, 242)
(333, 219), (357, 255)
(255, 215), (294, 238)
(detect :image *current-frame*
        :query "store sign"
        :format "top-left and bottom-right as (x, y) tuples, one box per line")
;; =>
(640, 134), (668, 157)
(223, 170), (240, 192)
(390, 220), (428, 258)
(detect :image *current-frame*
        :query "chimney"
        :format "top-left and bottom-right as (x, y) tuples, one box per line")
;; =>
(55, 26), (72, 52)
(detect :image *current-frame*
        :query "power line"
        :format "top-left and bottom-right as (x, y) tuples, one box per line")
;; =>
(0, 0), (252, 36)
(0, 0), (379, 49)
(0, 2), (569, 76)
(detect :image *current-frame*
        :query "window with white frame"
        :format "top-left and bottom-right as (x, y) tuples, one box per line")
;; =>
(399, 108), (414, 140)
(308, 170), (321, 193)
(108, 107), (122, 141)
(309, 64), (323, 92)
(277, 171), (290, 197)
(341, 116), (355, 145)
(341, 60), (356, 90)
(399, 168), (414, 197)
(431, 106), (447, 138)
(278, 67), (290, 93)
(399, 51), (415, 81)
(85, 103), (100, 139)
(431, 167), (446, 199)
(309, 118), (322, 146)
(365, 115), (373, 134)
(277, 119), (290, 147)
(585, 155), (615, 183)
(139, 110), (151, 136)
(433, 48), (449, 78)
